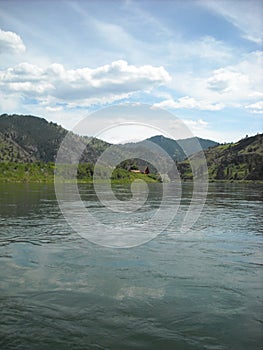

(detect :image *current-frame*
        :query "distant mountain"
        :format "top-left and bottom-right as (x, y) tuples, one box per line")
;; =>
(103, 135), (218, 175)
(176, 137), (219, 158)
(0, 114), (218, 166)
(146, 135), (218, 162)
(0, 114), (109, 163)
(1, 114), (262, 182)
(178, 133), (263, 181)
(145, 135), (185, 161)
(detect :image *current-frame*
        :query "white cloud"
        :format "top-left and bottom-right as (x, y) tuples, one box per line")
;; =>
(153, 96), (225, 111)
(207, 69), (249, 93)
(167, 51), (263, 111)
(200, 0), (263, 44)
(182, 118), (209, 129)
(0, 60), (171, 107)
(5, 81), (53, 94)
(249, 92), (263, 99)
(245, 101), (263, 114)
(4, 62), (44, 82)
(0, 28), (25, 54)
(45, 106), (63, 112)
(205, 51), (263, 103)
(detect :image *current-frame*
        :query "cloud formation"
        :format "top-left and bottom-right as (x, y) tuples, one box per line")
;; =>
(161, 51), (263, 112)
(153, 96), (224, 111)
(0, 1), (261, 143)
(205, 51), (263, 102)
(0, 29), (26, 54)
(207, 68), (249, 94)
(0, 60), (171, 107)
(245, 101), (263, 114)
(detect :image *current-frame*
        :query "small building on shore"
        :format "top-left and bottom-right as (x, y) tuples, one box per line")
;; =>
(129, 166), (150, 174)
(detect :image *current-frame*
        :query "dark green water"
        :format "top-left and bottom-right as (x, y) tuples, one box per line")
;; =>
(0, 183), (262, 350)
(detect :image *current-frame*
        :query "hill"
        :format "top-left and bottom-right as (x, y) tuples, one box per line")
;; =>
(116, 135), (218, 173)
(176, 136), (219, 158)
(178, 133), (263, 181)
(1, 114), (261, 182)
(0, 114), (158, 183)
(0, 114), (109, 163)
(0, 131), (34, 162)
(147, 135), (218, 161)
(0, 114), (218, 168)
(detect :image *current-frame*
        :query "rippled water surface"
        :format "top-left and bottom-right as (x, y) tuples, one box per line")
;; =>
(0, 182), (262, 350)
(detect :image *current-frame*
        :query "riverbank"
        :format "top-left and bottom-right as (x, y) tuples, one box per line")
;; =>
(0, 162), (262, 184)
(0, 162), (159, 183)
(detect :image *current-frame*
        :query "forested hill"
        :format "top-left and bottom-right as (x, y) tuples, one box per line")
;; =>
(147, 135), (218, 161)
(1, 114), (262, 182)
(0, 114), (219, 164)
(0, 114), (109, 163)
(178, 133), (263, 181)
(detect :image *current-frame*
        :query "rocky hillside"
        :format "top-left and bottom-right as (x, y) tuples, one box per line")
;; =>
(0, 114), (218, 166)
(0, 131), (34, 162)
(0, 114), (109, 163)
(1, 114), (261, 182)
(178, 133), (263, 181)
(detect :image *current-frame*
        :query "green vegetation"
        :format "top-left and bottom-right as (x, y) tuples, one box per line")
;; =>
(110, 167), (159, 183)
(0, 114), (67, 162)
(177, 134), (263, 182)
(177, 136), (219, 156)
(147, 135), (218, 161)
(0, 162), (54, 182)
(0, 114), (262, 183)
(0, 114), (109, 163)
(0, 162), (158, 183)
(0, 132), (33, 162)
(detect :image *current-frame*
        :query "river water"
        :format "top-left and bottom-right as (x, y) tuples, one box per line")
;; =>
(0, 182), (262, 350)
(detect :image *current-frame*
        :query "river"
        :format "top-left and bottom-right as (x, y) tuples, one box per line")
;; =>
(0, 182), (262, 349)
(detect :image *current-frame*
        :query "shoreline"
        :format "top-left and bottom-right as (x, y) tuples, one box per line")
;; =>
(0, 162), (262, 184)
(0, 179), (262, 184)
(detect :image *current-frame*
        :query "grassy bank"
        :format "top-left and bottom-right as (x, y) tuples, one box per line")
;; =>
(1, 162), (261, 184)
(0, 162), (159, 183)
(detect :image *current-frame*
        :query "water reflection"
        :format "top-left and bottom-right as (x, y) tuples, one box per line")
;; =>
(0, 182), (262, 349)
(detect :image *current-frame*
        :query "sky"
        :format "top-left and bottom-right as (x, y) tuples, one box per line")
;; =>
(0, 0), (262, 143)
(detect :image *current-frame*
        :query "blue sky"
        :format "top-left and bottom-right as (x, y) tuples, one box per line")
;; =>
(0, 0), (262, 142)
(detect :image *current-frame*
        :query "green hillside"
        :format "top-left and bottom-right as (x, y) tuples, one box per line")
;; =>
(147, 135), (218, 161)
(178, 133), (263, 181)
(0, 114), (67, 162)
(0, 114), (109, 163)
(0, 114), (261, 183)
(118, 135), (219, 174)
(146, 135), (185, 161)
(176, 136), (219, 157)
(0, 114), (158, 183)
